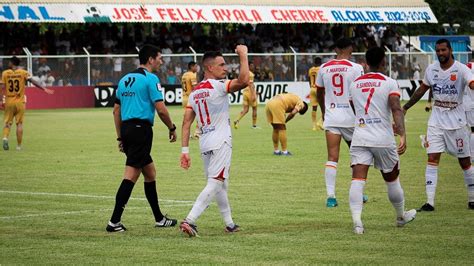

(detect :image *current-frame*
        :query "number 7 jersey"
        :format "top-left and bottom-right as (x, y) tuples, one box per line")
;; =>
(316, 59), (364, 128)
(349, 73), (401, 147)
(187, 79), (232, 152)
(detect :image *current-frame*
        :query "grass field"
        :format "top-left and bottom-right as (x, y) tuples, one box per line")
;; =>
(1, 103), (473, 264)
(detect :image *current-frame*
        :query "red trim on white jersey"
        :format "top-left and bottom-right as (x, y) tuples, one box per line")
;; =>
(355, 73), (387, 82)
(322, 59), (354, 68)
(193, 80), (214, 91)
(226, 80), (232, 93)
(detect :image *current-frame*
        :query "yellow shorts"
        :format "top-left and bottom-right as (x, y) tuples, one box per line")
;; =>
(4, 100), (25, 124)
(182, 95), (189, 109)
(310, 87), (318, 107)
(243, 91), (257, 108)
(265, 100), (285, 124)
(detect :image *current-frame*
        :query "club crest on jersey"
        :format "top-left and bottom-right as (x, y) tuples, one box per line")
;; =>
(450, 74), (457, 81)
(358, 118), (366, 127)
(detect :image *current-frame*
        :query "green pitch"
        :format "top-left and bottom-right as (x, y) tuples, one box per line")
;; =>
(0, 103), (473, 264)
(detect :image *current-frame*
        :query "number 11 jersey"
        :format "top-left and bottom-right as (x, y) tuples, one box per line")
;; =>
(187, 79), (232, 152)
(316, 59), (364, 128)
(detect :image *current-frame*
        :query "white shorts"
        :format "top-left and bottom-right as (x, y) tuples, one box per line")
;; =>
(201, 142), (232, 179)
(350, 145), (400, 173)
(466, 111), (474, 128)
(325, 126), (354, 142)
(426, 126), (470, 158)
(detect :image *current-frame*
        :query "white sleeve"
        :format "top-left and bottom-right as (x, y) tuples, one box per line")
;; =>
(389, 78), (401, 97)
(422, 66), (431, 86)
(462, 65), (474, 86)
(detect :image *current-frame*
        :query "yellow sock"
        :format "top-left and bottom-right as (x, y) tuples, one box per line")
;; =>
(252, 116), (257, 127)
(312, 111), (317, 128)
(272, 129), (279, 150)
(3, 126), (10, 139)
(279, 130), (287, 151)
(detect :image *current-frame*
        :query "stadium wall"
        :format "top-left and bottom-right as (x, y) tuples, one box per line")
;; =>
(26, 86), (95, 109)
(94, 80), (427, 108)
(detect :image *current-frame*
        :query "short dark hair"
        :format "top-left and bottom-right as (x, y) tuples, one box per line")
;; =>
(314, 57), (322, 66)
(202, 51), (223, 66)
(10, 56), (20, 66)
(365, 47), (386, 68)
(299, 102), (309, 115)
(435, 38), (452, 49)
(335, 38), (353, 49)
(188, 61), (196, 69)
(138, 44), (160, 65)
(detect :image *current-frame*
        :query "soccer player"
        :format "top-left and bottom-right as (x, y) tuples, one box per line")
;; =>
(308, 57), (323, 131)
(315, 38), (364, 207)
(464, 58), (474, 163)
(181, 61), (200, 138)
(349, 47), (416, 234)
(403, 39), (474, 211)
(179, 45), (249, 237)
(1, 56), (54, 151)
(234, 62), (259, 129)
(106, 45), (178, 232)
(265, 93), (308, 156)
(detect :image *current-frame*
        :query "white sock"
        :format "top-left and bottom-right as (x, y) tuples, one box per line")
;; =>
(470, 133), (474, 163)
(386, 178), (405, 218)
(463, 166), (474, 202)
(215, 179), (234, 227)
(349, 179), (366, 227)
(425, 164), (438, 206)
(325, 161), (338, 197)
(186, 178), (223, 225)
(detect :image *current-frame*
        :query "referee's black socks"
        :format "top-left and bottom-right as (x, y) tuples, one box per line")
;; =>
(144, 181), (164, 222)
(110, 179), (135, 224)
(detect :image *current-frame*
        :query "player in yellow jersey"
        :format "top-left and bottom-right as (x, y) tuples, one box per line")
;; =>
(181, 61), (200, 138)
(265, 93), (308, 155)
(1, 56), (54, 151)
(308, 57), (323, 131)
(234, 63), (259, 129)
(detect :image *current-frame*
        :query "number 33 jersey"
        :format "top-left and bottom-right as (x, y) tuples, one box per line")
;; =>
(187, 79), (232, 152)
(316, 59), (364, 128)
(349, 73), (401, 147)
(1, 68), (29, 103)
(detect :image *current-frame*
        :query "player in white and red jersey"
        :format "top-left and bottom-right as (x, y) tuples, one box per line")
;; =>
(179, 45), (250, 237)
(403, 39), (474, 211)
(348, 47), (415, 234)
(464, 59), (474, 163)
(315, 38), (364, 207)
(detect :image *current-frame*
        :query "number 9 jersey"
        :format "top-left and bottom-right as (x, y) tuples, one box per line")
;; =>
(187, 79), (232, 153)
(349, 73), (401, 147)
(316, 59), (364, 128)
(2, 68), (29, 103)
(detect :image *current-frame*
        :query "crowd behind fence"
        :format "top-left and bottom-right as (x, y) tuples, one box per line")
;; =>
(0, 48), (472, 87)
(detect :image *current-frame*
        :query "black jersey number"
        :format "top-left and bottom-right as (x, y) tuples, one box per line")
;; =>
(8, 79), (20, 92)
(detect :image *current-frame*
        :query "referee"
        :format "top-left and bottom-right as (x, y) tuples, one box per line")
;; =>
(107, 44), (178, 232)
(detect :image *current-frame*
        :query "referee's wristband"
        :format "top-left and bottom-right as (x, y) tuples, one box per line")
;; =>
(181, 147), (189, 154)
(169, 124), (177, 132)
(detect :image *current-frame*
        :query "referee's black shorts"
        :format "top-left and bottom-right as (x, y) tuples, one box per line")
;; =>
(121, 119), (153, 168)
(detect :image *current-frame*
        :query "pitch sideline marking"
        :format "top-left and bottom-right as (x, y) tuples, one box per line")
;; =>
(0, 190), (194, 203)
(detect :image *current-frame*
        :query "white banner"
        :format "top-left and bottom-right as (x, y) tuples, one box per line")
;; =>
(0, 4), (437, 24)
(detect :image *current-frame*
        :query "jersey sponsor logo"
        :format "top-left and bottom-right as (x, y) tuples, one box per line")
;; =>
(432, 83), (457, 95)
(121, 91), (135, 97)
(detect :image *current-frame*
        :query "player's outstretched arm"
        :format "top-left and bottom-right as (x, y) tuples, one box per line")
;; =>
(181, 108), (195, 170)
(402, 83), (429, 114)
(27, 77), (54, 94)
(228, 45), (249, 93)
(155, 101), (177, 142)
(390, 95), (406, 155)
